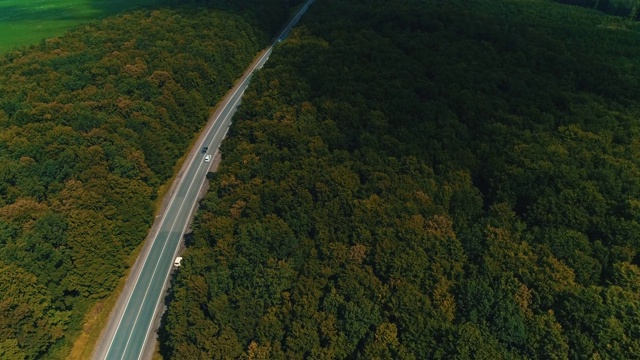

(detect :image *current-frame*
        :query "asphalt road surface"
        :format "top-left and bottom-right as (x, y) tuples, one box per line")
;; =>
(92, 1), (314, 359)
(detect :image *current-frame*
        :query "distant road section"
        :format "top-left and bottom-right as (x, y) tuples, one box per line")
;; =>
(92, 1), (315, 359)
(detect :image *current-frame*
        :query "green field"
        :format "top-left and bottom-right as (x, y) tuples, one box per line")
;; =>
(0, 0), (158, 53)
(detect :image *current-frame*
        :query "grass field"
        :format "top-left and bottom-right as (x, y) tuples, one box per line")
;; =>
(0, 0), (158, 53)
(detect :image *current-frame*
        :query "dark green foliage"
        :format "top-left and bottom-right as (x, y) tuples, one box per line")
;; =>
(555, 0), (640, 19)
(160, 0), (640, 358)
(160, 0), (304, 35)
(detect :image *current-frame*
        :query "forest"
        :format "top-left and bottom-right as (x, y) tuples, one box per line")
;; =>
(160, 0), (640, 358)
(0, 0), (302, 357)
(555, 0), (640, 19)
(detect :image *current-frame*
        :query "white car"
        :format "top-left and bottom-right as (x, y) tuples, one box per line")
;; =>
(174, 257), (183, 267)
(204, 154), (212, 163)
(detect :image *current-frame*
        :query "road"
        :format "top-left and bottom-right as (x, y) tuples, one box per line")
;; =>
(92, 1), (314, 359)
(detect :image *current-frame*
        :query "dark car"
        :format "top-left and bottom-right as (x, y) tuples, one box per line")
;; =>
(202, 146), (208, 153)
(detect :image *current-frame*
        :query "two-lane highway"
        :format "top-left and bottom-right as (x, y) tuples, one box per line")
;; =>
(92, 1), (314, 359)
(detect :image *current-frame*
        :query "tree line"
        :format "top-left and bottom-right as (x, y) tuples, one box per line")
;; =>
(160, 0), (640, 358)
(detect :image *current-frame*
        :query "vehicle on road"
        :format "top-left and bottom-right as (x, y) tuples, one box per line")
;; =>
(174, 257), (182, 267)
(204, 154), (212, 163)
(201, 146), (208, 153)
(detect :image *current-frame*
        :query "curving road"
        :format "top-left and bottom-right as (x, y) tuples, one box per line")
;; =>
(92, 1), (314, 359)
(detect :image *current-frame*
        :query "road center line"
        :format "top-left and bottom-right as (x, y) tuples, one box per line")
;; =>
(135, 100), (240, 360)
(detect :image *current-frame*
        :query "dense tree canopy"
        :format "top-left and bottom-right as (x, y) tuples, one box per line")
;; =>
(160, 0), (640, 358)
(556, 0), (640, 19)
(0, 7), (270, 359)
(160, 0), (304, 35)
